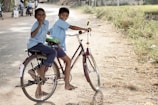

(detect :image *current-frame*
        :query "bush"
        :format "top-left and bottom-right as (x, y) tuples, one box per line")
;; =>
(82, 6), (94, 14)
(82, 5), (158, 64)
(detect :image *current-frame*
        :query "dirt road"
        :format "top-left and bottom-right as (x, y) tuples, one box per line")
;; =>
(0, 4), (157, 105)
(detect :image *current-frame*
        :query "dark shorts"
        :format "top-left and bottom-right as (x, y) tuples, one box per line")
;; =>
(29, 43), (56, 67)
(55, 47), (66, 58)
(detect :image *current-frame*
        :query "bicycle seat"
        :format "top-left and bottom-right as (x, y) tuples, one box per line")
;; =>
(46, 36), (60, 45)
(28, 49), (44, 55)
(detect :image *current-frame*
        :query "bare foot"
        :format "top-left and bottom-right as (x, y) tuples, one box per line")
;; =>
(35, 91), (48, 98)
(28, 69), (36, 80)
(65, 84), (77, 90)
(35, 84), (48, 98)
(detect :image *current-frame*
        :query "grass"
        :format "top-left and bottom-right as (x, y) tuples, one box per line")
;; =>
(80, 5), (158, 64)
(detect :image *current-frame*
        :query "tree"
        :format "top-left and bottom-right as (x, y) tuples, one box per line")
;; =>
(24, 0), (28, 7)
(0, 0), (14, 12)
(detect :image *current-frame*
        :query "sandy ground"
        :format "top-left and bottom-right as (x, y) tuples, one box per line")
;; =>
(0, 6), (158, 105)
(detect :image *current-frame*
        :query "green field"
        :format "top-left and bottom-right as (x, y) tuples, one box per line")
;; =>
(81, 5), (158, 64)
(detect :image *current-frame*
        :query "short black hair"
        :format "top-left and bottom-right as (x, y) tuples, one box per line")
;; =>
(59, 7), (69, 14)
(35, 8), (45, 17)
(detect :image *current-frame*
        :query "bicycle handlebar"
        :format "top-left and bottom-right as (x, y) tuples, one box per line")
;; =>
(67, 30), (91, 45)
(67, 30), (89, 36)
(46, 30), (90, 46)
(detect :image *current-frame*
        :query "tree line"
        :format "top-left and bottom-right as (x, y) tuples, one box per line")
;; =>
(0, 0), (28, 12)
(0, 0), (158, 12)
(144, 0), (158, 4)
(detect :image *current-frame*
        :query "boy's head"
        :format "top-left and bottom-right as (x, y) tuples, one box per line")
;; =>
(35, 8), (46, 21)
(58, 7), (69, 21)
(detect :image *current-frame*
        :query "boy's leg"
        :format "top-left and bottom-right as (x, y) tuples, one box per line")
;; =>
(28, 43), (56, 81)
(34, 65), (49, 98)
(29, 43), (56, 98)
(35, 84), (48, 98)
(35, 84), (42, 98)
(60, 56), (76, 90)
(36, 65), (48, 81)
(57, 47), (76, 90)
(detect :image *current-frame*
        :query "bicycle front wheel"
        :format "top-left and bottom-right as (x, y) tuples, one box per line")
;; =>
(20, 54), (58, 102)
(83, 53), (100, 91)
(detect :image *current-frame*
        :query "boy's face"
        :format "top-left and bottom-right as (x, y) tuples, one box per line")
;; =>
(59, 12), (69, 21)
(35, 10), (46, 22)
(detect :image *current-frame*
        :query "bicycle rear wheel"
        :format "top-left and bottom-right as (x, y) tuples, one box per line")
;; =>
(83, 53), (100, 91)
(20, 54), (58, 102)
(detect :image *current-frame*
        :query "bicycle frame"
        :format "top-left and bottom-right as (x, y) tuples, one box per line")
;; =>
(56, 39), (85, 73)
(56, 32), (88, 75)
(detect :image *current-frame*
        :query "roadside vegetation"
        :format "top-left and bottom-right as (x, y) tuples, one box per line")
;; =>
(81, 5), (158, 64)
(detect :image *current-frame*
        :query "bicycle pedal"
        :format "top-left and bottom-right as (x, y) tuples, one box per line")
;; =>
(27, 80), (36, 86)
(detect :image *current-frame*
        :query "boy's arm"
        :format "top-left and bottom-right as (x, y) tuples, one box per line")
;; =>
(69, 25), (91, 31)
(31, 22), (42, 38)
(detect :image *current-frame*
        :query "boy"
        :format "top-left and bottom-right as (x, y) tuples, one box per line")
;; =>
(27, 8), (56, 98)
(26, 1), (33, 15)
(48, 7), (91, 90)
(19, 1), (24, 16)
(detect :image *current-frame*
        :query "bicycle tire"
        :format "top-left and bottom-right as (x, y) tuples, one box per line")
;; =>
(83, 53), (100, 91)
(20, 54), (58, 102)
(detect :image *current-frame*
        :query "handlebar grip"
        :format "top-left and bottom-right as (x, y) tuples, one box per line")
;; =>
(79, 30), (88, 34)
(79, 31), (82, 34)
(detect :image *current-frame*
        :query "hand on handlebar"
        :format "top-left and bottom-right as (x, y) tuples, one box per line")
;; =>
(78, 28), (91, 34)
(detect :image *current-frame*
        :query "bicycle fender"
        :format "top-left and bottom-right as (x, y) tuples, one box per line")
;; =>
(19, 63), (24, 77)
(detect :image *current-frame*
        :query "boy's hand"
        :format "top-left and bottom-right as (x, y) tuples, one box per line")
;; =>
(31, 20), (44, 38)
(38, 19), (44, 26)
(47, 32), (50, 35)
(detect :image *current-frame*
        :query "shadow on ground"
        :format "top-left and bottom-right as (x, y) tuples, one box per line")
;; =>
(35, 101), (55, 105)
(65, 90), (104, 105)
